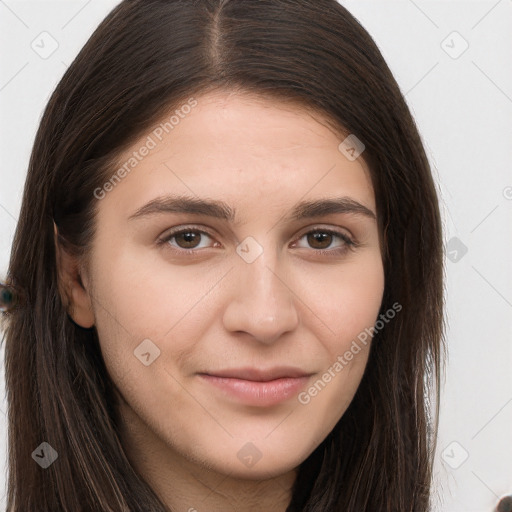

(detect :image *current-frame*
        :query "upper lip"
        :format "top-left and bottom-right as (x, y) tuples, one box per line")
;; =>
(200, 366), (312, 382)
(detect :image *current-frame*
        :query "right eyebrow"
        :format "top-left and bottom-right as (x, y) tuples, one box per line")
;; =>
(128, 195), (236, 222)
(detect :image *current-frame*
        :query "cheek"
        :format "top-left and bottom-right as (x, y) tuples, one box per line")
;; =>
(297, 253), (384, 407)
(90, 239), (194, 331)
(88, 243), (225, 377)
(295, 264), (384, 436)
(298, 251), (385, 352)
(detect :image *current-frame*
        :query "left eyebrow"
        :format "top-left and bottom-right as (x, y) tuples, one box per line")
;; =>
(127, 194), (376, 224)
(287, 197), (376, 222)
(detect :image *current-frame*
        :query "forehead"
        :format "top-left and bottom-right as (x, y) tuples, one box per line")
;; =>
(101, 90), (376, 218)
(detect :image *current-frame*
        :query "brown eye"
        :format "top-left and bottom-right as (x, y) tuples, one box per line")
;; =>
(292, 228), (356, 256)
(174, 231), (202, 249)
(159, 228), (216, 252)
(307, 231), (334, 250)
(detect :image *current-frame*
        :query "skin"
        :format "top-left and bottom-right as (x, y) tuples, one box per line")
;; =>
(58, 90), (385, 512)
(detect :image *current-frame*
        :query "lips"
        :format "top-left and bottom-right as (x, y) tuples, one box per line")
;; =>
(201, 366), (311, 381)
(198, 367), (313, 406)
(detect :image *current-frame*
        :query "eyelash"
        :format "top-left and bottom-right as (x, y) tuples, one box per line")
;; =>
(156, 225), (358, 258)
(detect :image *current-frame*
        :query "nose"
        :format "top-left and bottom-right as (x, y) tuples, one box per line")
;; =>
(222, 248), (299, 345)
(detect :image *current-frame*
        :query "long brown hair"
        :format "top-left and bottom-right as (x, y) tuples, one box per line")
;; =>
(1, 0), (445, 510)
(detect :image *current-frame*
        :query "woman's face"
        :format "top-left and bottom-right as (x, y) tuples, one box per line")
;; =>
(79, 90), (384, 480)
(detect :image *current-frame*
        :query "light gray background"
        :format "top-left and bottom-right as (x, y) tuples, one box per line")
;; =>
(1, 1), (511, 511)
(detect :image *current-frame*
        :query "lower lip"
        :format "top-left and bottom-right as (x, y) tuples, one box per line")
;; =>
(199, 374), (310, 407)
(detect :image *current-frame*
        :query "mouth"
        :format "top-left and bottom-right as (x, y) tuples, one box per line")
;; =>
(198, 367), (313, 407)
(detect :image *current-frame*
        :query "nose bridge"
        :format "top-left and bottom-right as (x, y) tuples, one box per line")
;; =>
(222, 242), (299, 343)
(247, 257), (283, 322)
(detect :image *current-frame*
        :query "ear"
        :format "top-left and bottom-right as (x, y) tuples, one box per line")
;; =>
(54, 222), (95, 328)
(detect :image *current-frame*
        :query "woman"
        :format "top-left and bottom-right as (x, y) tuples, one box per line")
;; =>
(1, 0), (445, 510)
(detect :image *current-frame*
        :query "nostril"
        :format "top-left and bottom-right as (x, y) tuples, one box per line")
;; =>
(497, 495), (512, 512)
